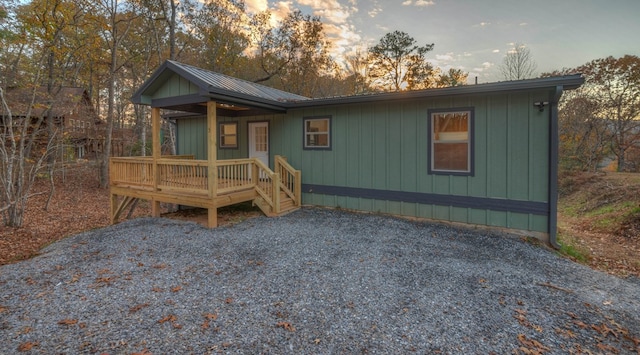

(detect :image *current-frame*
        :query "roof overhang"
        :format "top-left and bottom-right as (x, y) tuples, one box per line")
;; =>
(285, 74), (585, 109)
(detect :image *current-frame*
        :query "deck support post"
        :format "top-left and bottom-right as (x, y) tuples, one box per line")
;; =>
(110, 193), (118, 224)
(151, 107), (161, 217)
(207, 101), (218, 228)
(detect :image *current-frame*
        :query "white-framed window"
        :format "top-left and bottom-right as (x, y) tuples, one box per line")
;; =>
(303, 117), (331, 149)
(428, 108), (474, 175)
(219, 122), (238, 148)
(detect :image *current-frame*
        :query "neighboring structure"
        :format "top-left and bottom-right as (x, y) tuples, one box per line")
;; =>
(1, 86), (101, 159)
(115, 60), (584, 246)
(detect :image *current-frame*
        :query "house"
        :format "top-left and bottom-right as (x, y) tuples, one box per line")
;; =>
(113, 60), (584, 247)
(1, 86), (101, 159)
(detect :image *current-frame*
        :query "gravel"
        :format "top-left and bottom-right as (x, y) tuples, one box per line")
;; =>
(1, 207), (639, 354)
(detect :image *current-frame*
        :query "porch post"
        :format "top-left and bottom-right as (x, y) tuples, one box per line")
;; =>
(207, 101), (218, 228)
(151, 107), (161, 217)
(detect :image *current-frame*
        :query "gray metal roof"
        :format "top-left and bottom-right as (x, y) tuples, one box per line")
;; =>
(131, 60), (309, 109)
(131, 60), (584, 112)
(288, 74), (585, 108)
(170, 61), (309, 103)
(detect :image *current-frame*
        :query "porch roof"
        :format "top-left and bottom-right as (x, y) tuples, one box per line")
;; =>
(131, 60), (310, 116)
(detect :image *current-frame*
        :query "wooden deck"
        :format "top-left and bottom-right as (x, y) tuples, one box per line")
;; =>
(109, 155), (301, 227)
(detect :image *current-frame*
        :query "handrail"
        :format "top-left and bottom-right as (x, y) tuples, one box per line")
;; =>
(274, 155), (301, 206)
(252, 158), (276, 208)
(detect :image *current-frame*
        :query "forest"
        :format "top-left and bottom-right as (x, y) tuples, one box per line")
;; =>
(1, 0), (639, 232)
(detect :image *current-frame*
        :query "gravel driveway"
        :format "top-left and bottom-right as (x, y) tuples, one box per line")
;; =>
(1, 207), (639, 354)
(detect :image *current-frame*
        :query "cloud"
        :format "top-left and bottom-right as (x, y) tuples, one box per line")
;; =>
(297, 0), (352, 24)
(473, 62), (493, 72)
(402, 0), (435, 6)
(492, 49), (500, 53)
(245, 0), (269, 13)
(415, 0), (435, 6)
(436, 53), (454, 61)
(368, 6), (382, 17)
(519, 22), (528, 26)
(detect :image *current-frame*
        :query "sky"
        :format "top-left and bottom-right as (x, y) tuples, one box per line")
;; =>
(242, 0), (640, 83)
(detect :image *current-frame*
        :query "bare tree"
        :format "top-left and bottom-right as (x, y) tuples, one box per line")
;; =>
(578, 55), (640, 172)
(500, 42), (537, 80)
(94, 0), (139, 188)
(0, 86), (59, 227)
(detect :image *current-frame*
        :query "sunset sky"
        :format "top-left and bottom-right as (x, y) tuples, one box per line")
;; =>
(242, 0), (640, 83)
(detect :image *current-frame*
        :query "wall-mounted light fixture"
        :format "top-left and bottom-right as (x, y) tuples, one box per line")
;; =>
(533, 101), (549, 112)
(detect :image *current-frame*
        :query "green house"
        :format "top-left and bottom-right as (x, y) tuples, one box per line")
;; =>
(125, 60), (584, 246)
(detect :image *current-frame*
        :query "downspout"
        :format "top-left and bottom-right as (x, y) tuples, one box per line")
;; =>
(548, 86), (563, 249)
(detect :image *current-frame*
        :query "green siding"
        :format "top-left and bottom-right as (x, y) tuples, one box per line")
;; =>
(176, 88), (553, 236)
(155, 74), (200, 99)
(274, 89), (553, 235)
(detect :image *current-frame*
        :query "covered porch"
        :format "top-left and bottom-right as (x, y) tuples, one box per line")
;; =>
(109, 61), (305, 227)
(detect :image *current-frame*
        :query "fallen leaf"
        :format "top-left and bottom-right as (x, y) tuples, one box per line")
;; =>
(276, 321), (296, 332)
(131, 349), (152, 355)
(573, 320), (588, 329)
(158, 314), (177, 324)
(17, 341), (38, 352)
(314, 338), (321, 345)
(171, 285), (182, 292)
(204, 312), (218, 320)
(129, 303), (150, 313)
(58, 319), (78, 326)
(225, 297), (233, 304)
(18, 327), (32, 335)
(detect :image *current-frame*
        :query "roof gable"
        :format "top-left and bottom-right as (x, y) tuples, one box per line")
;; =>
(131, 60), (309, 109)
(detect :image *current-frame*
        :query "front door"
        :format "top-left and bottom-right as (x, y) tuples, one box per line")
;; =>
(248, 121), (269, 168)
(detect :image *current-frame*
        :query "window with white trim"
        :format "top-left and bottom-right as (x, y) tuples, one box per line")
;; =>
(303, 117), (331, 149)
(429, 109), (473, 175)
(219, 122), (238, 148)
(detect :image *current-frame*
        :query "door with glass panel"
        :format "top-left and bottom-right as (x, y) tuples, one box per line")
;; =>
(248, 122), (269, 178)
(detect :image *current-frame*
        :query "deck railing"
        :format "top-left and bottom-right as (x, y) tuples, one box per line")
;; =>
(275, 155), (302, 206)
(109, 155), (301, 215)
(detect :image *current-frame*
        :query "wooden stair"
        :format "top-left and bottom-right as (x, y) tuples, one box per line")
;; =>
(253, 191), (299, 217)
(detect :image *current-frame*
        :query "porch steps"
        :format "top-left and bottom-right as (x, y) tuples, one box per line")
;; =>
(253, 191), (299, 217)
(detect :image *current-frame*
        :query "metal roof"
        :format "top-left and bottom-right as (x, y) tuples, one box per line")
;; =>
(131, 60), (584, 112)
(131, 60), (309, 110)
(287, 74), (585, 108)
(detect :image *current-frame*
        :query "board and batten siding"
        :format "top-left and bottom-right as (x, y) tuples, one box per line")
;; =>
(174, 89), (552, 236)
(270, 89), (552, 235)
(176, 115), (284, 161)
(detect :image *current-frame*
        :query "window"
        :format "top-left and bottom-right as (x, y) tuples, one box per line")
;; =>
(303, 117), (331, 149)
(428, 108), (474, 175)
(219, 122), (238, 148)
(69, 119), (75, 130)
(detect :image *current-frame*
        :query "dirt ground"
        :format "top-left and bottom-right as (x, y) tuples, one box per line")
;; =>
(1, 163), (639, 278)
(557, 171), (640, 278)
(0, 162), (259, 266)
